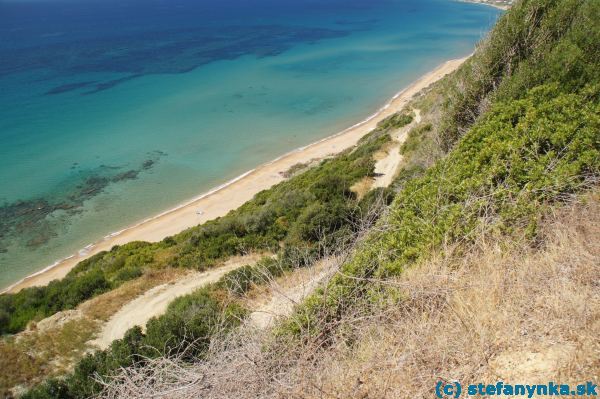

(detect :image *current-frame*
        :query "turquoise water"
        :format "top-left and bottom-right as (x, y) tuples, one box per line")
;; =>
(0, 0), (501, 289)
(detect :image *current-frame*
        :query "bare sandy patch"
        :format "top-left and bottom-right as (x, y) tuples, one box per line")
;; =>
(372, 109), (422, 188)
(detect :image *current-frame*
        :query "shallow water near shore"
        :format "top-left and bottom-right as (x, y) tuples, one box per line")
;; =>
(0, 0), (501, 289)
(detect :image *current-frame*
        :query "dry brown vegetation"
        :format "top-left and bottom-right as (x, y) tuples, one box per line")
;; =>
(98, 190), (599, 398)
(0, 315), (98, 398)
(0, 267), (186, 395)
(82, 268), (188, 322)
(349, 177), (375, 201)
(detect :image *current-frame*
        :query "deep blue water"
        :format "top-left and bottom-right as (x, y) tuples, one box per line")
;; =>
(0, 0), (501, 289)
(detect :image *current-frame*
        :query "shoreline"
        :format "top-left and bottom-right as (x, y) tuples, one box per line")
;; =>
(2, 56), (468, 295)
(457, 0), (511, 10)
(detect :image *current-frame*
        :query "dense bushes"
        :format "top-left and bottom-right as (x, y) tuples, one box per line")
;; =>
(171, 133), (388, 269)
(380, 84), (599, 273)
(440, 0), (600, 150)
(0, 270), (110, 335)
(377, 111), (413, 131)
(0, 242), (159, 335)
(285, 82), (600, 337)
(220, 257), (281, 295)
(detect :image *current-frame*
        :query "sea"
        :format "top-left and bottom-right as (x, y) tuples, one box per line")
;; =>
(0, 0), (501, 290)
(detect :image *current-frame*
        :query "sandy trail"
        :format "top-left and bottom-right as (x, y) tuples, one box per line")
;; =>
(372, 109), (422, 188)
(90, 254), (263, 349)
(248, 258), (337, 329)
(5, 57), (467, 294)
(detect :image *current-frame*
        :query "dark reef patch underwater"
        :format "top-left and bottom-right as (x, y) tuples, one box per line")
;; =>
(0, 151), (165, 252)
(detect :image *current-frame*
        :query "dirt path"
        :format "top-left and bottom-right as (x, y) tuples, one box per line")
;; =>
(90, 254), (263, 349)
(372, 109), (422, 188)
(248, 258), (337, 329)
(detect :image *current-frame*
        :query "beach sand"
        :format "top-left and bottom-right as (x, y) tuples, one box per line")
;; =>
(459, 0), (511, 10)
(3, 56), (467, 294)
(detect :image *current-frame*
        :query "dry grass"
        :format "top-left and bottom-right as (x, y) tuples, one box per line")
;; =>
(99, 192), (599, 399)
(350, 177), (374, 201)
(242, 257), (334, 309)
(1, 316), (98, 397)
(286, 192), (600, 398)
(0, 268), (186, 395)
(82, 267), (187, 321)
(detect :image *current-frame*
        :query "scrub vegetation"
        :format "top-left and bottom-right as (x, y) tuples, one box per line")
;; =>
(2, 0), (599, 397)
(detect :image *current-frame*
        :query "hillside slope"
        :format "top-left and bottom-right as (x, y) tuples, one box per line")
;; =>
(10, 0), (600, 397)
(99, 190), (600, 399)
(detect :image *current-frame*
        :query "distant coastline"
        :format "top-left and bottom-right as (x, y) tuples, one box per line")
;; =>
(459, 0), (513, 10)
(2, 56), (469, 295)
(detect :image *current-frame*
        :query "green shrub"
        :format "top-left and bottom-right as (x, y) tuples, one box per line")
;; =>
(0, 245), (155, 335)
(284, 83), (600, 337)
(440, 0), (600, 150)
(377, 112), (413, 131)
(400, 123), (432, 155)
(220, 257), (280, 295)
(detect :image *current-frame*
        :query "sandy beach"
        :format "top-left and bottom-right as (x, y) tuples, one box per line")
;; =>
(459, 0), (511, 10)
(3, 56), (467, 295)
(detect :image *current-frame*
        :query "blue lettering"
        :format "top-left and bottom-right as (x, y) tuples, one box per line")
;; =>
(586, 382), (597, 395)
(468, 385), (477, 396)
(478, 383), (486, 395)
